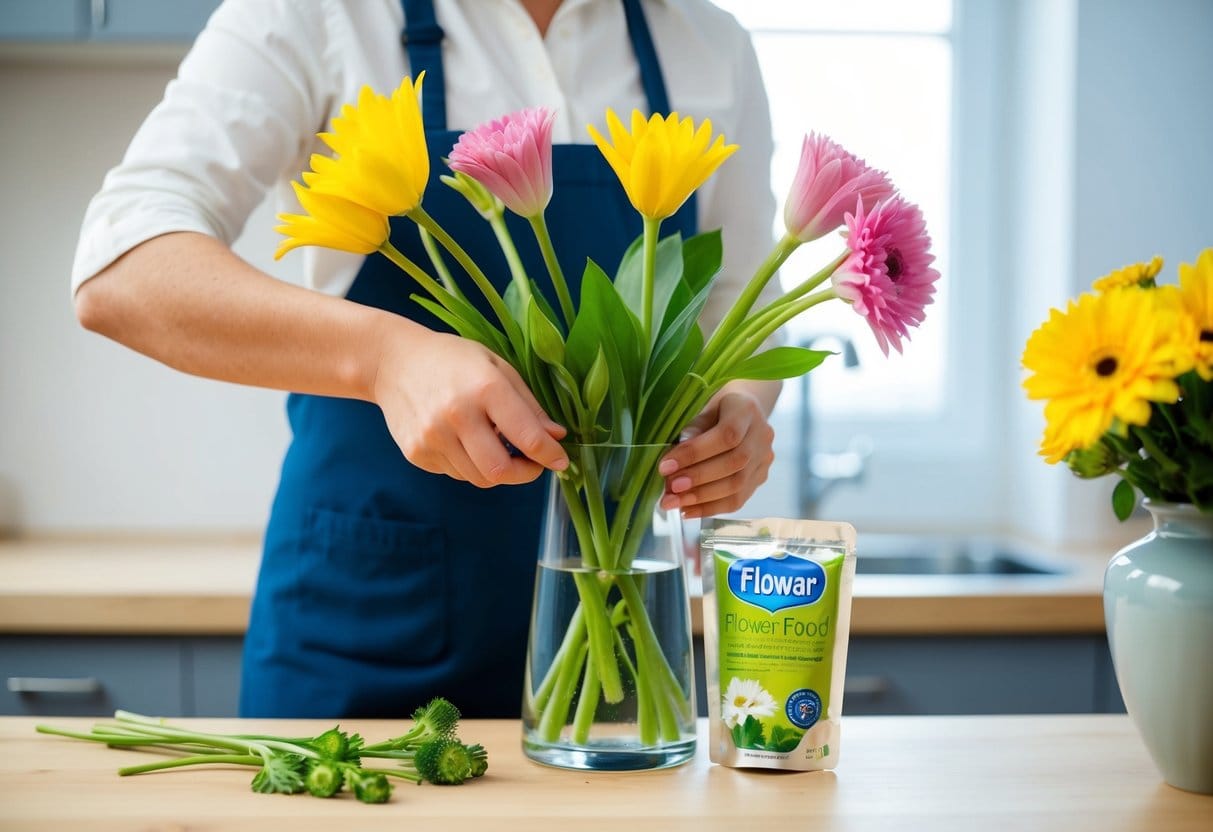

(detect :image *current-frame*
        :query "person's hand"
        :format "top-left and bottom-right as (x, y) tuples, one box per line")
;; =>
(373, 325), (568, 487)
(657, 388), (776, 519)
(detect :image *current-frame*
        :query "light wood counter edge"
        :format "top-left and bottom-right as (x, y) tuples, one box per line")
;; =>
(0, 536), (1114, 637)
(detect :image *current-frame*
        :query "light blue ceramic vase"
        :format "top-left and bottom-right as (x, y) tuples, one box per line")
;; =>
(1104, 501), (1213, 794)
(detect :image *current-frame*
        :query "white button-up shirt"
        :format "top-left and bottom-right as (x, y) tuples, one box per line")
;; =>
(72, 0), (781, 335)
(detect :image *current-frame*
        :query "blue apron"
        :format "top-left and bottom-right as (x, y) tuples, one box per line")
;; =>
(240, 0), (698, 718)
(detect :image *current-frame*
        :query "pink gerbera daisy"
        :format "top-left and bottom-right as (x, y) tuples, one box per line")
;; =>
(833, 196), (939, 355)
(783, 133), (893, 243)
(448, 107), (555, 218)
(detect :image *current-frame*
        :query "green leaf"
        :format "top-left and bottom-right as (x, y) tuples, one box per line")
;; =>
(648, 280), (715, 387)
(767, 725), (803, 753)
(723, 347), (832, 381)
(1112, 478), (1137, 521)
(566, 260), (645, 441)
(731, 716), (766, 750)
(614, 231), (685, 348)
(411, 296), (510, 357)
(681, 229), (723, 295)
(250, 753), (307, 795)
(637, 326), (703, 441)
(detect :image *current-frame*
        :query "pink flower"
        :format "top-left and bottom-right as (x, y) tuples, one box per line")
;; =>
(448, 107), (555, 218)
(833, 196), (939, 355)
(784, 133), (894, 243)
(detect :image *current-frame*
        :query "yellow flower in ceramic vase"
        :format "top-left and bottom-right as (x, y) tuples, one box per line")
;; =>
(1092, 255), (1164, 292)
(1177, 248), (1213, 380)
(587, 109), (737, 220)
(1022, 288), (1183, 462)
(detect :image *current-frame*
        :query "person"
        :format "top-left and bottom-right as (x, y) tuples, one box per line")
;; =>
(72, 0), (784, 718)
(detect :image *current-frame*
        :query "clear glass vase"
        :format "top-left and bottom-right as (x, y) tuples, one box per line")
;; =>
(522, 443), (697, 770)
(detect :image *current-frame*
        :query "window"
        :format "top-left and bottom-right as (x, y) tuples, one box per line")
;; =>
(712, 1), (1002, 525)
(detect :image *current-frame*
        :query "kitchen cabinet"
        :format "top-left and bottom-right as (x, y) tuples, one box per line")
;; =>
(693, 635), (1127, 717)
(0, 0), (220, 43)
(5, 634), (1127, 719)
(0, 636), (184, 717)
(185, 637), (243, 717)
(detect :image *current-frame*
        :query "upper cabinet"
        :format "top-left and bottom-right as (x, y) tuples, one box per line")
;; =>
(0, 0), (221, 43)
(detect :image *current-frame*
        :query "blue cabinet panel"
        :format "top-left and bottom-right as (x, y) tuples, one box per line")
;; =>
(89, 0), (220, 42)
(0, 0), (87, 40)
(843, 636), (1101, 715)
(0, 636), (184, 717)
(185, 637), (243, 717)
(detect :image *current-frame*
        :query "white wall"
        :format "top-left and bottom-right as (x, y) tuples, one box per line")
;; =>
(0, 49), (294, 533)
(2, 0), (1211, 535)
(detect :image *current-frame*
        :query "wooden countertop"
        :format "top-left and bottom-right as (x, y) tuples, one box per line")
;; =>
(0, 530), (1144, 637)
(1, 715), (1208, 831)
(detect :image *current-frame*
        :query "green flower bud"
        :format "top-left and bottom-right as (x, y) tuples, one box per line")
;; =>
(527, 300), (566, 366)
(582, 346), (610, 415)
(304, 761), (343, 798)
(1065, 441), (1121, 478)
(439, 169), (503, 219)
(349, 769), (393, 804)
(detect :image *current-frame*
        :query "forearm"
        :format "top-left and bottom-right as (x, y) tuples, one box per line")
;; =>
(74, 231), (403, 402)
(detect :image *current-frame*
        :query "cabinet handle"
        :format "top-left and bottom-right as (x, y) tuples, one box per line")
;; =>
(7, 676), (102, 695)
(90, 0), (108, 29)
(844, 675), (891, 697)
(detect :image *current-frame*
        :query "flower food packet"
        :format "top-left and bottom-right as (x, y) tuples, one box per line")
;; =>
(701, 517), (856, 770)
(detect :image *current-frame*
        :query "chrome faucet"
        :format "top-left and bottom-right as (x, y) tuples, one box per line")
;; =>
(796, 334), (872, 519)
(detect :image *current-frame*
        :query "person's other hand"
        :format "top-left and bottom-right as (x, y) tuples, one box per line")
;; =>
(657, 387), (775, 519)
(373, 327), (568, 487)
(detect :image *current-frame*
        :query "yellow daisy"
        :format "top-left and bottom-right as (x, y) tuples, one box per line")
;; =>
(1177, 248), (1213, 380)
(1022, 288), (1182, 462)
(587, 109), (737, 220)
(1092, 255), (1163, 292)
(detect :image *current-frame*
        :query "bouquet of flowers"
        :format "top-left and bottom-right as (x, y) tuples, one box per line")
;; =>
(1022, 251), (1213, 519)
(275, 77), (937, 748)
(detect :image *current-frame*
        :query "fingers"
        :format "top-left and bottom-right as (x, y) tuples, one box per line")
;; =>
(495, 357), (568, 441)
(486, 376), (569, 474)
(459, 415), (547, 486)
(658, 392), (775, 519)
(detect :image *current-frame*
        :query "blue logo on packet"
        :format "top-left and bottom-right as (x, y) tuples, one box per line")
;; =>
(727, 555), (826, 612)
(786, 688), (822, 729)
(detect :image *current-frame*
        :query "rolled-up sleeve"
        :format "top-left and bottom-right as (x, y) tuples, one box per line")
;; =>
(70, 0), (331, 293)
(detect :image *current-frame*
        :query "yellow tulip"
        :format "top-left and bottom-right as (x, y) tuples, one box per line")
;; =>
(304, 75), (429, 216)
(587, 109), (737, 220)
(274, 179), (390, 259)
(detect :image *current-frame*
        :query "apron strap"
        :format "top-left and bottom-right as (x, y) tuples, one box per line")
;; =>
(621, 0), (672, 115)
(400, 0), (674, 128)
(401, 0), (449, 129)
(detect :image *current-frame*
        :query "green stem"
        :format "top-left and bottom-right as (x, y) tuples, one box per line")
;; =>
(489, 212), (534, 310)
(697, 233), (801, 370)
(1132, 425), (1181, 473)
(379, 240), (455, 302)
(417, 226), (465, 300)
(617, 575), (686, 739)
(577, 445), (615, 570)
(641, 216), (661, 346)
(364, 767), (423, 783)
(409, 205), (523, 349)
(538, 640), (588, 743)
(111, 713), (317, 759)
(572, 571), (624, 704)
(118, 754), (262, 776)
(626, 623), (659, 746)
(707, 289), (839, 381)
(570, 648), (602, 745)
(529, 213), (576, 327)
(530, 603), (588, 715)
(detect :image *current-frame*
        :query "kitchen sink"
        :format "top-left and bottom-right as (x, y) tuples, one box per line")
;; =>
(854, 536), (1068, 577)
